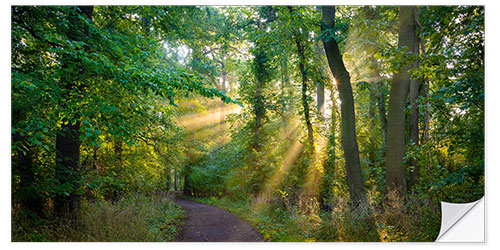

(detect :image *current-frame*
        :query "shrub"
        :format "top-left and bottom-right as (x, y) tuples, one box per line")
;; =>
(12, 193), (184, 242)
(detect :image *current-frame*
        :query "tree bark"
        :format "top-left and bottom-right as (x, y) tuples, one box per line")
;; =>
(321, 6), (368, 208)
(408, 76), (421, 189)
(385, 6), (417, 196)
(377, 80), (388, 145)
(408, 7), (424, 189)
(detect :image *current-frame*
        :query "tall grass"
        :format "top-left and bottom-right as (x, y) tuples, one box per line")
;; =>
(190, 192), (441, 242)
(12, 193), (184, 242)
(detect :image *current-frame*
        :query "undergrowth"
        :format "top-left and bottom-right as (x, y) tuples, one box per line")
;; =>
(188, 193), (440, 242)
(12, 193), (184, 242)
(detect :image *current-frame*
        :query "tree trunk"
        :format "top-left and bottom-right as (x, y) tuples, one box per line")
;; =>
(385, 6), (417, 196)
(408, 76), (421, 189)
(364, 6), (387, 153)
(280, 51), (293, 123)
(377, 80), (388, 145)
(12, 122), (42, 215)
(252, 19), (266, 151)
(55, 122), (82, 216)
(365, 6), (380, 166)
(314, 7), (326, 117)
(183, 166), (191, 196)
(166, 168), (171, 191)
(408, 7), (424, 189)
(254, 56), (263, 150)
(294, 38), (314, 142)
(368, 85), (376, 128)
(364, 5), (376, 129)
(93, 144), (100, 174)
(315, 42), (326, 117)
(54, 6), (93, 218)
(321, 6), (368, 208)
(174, 167), (178, 191)
(424, 82), (430, 143)
(321, 87), (337, 210)
(114, 136), (123, 168)
(289, 6), (314, 142)
(317, 82), (325, 116)
(368, 79), (377, 167)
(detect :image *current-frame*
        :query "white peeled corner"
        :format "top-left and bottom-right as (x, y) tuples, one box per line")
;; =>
(435, 197), (485, 242)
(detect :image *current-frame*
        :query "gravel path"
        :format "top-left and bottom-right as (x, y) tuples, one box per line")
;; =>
(175, 198), (264, 242)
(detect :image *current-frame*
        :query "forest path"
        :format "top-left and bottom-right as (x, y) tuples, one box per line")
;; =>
(175, 197), (264, 242)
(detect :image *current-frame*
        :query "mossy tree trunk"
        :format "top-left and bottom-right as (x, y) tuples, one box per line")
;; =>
(321, 6), (368, 209)
(385, 6), (417, 196)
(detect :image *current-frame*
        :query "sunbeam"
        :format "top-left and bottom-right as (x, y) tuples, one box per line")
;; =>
(252, 130), (304, 211)
(299, 133), (329, 213)
(178, 105), (241, 130)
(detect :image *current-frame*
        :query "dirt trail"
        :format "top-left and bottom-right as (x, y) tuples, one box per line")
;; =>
(175, 197), (264, 242)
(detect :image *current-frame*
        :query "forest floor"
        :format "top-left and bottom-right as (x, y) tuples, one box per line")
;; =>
(175, 197), (264, 242)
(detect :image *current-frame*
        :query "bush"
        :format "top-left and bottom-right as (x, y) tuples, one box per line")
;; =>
(12, 193), (184, 242)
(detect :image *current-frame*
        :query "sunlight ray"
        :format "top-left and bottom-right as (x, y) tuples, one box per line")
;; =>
(184, 119), (231, 144)
(299, 134), (329, 212)
(252, 133), (304, 210)
(178, 105), (241, 130)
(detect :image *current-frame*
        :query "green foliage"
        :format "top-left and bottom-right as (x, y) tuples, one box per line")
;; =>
(190, 192), (440, 242)
(11, 5), (484, 242)
(11, 5), (236, 216)
(182, 5), (482, 242)
(12, 194), (184, 241)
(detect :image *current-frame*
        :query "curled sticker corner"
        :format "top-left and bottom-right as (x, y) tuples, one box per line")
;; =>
(435, 196), (484, 242)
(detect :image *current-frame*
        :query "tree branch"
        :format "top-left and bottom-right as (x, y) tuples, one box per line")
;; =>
(12, 16), (63, 48)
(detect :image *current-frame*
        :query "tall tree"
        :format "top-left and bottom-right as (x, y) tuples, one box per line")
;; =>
(288, 7), (314, 142)
(54, 6), (93, 218)
(385, 6), (417, 196)
(314, 43), (327, 116)
(408, 7), (423, 190)
(251, 7), (275, 150)
(320, 85), (338, 208)
(252, 21), (266, 150)
(362, 6), (385, 165)
(12, 111), (42, 215)
(377, 80), (388, 145)
(321, 6), (368, 208)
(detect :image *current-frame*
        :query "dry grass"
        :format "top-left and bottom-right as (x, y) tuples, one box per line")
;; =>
(12, 193), (184, 242)
(318, 190), (440, 242)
